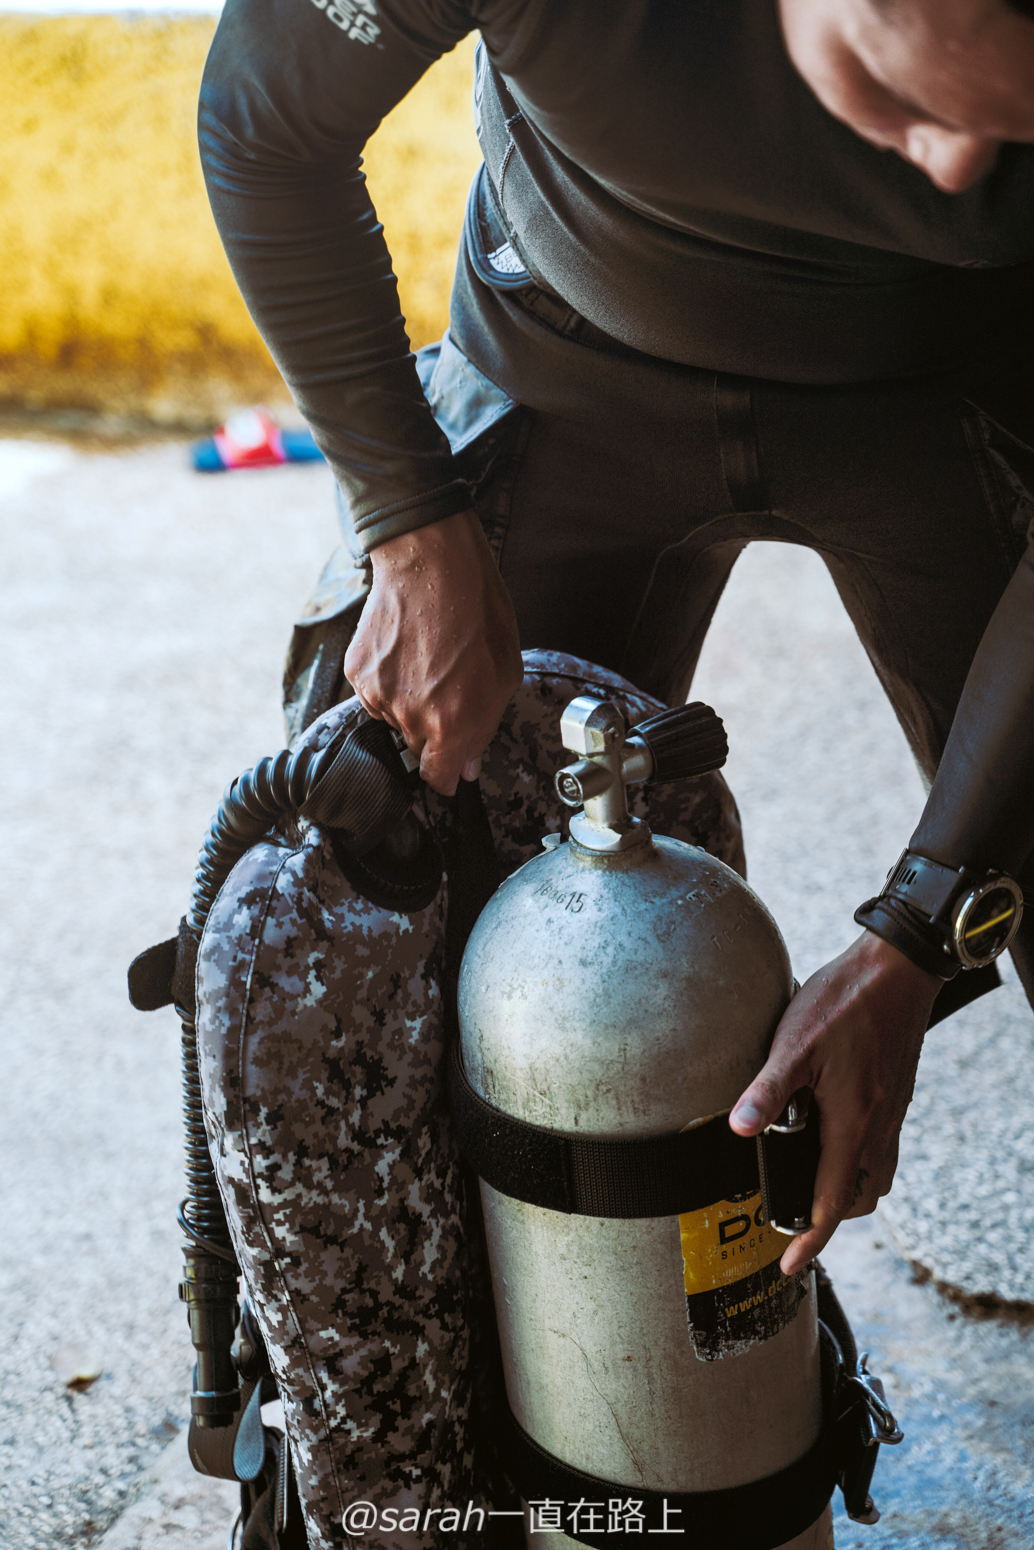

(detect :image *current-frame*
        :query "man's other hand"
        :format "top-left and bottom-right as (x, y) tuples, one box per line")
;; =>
(729, 931), (942, 1275)
(344, 510), (523, 795)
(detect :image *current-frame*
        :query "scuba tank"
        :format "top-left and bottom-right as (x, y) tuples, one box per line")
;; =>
(453, 694), (870, 1549)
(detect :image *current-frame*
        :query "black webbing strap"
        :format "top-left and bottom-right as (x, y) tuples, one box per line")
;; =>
(128, 916), (201, 1015)
(447, 1040), (760, 1218)
(500, 1406), (836, 1550)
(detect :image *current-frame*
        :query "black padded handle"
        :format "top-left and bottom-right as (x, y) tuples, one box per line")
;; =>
(632, 702), (728, 782)
(301, 717), (413, 853)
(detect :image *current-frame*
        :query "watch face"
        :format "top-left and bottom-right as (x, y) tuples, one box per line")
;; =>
(953, 878), (1024, 968)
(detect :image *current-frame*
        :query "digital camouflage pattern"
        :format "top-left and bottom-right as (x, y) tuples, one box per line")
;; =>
(196, 652), (744, 1549)
(197, 835), (469, 1550)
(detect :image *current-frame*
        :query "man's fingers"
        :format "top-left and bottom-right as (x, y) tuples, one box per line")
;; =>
(418, 738), (469, 797)
(374, 705), (406, 737)
(419, 733), (490, 794)
(778, 1114), (877, 1273)
(778, 1168), (855, 1276)
(343, 507), (522, 797)
(419, 702), (504, 793)
(345, 663), (384, 722)
(730, 935), (939, 1273)
(729, 1061), (803, 1136)
(728, 987), (821, 1136)
(778, 1213), (837, 1277)
(845, 1133), (899, 1218)
(779, 1164), (882, 1275)
(347, 663), (482, 790)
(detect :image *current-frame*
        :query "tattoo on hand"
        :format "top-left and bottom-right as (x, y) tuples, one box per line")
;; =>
(854, 1167), (870, 1202)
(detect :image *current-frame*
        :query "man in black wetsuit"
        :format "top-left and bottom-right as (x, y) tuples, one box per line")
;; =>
(199, 0), (1034, 1283)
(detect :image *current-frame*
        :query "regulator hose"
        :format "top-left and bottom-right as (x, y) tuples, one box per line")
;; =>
(188, 718), (414, 933)
(178, 715), (414, 1428)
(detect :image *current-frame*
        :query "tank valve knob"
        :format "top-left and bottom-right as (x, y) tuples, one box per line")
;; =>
(553, 697), (727, 854)
(628, 702), (728, 783)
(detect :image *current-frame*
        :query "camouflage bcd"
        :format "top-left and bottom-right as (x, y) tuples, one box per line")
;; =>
(195, 651), (744, 1550)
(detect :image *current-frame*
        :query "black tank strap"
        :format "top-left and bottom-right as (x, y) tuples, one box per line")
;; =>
(447, 1038), (760, 1218)
(499, 1405), (835, 1550)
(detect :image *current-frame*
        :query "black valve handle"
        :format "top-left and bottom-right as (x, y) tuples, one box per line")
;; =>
(631, 702), (728, 783)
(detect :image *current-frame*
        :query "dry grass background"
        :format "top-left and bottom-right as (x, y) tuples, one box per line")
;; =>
(0, 15), (481, 429)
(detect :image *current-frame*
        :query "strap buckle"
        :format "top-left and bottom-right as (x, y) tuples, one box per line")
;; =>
(824, 1323), (903, 1525)
(842, 1356), (904, 1448)
(756, 1088), (820, 1234)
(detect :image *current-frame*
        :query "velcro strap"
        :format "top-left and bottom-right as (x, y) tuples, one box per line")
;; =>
(127, 935), (178, 1012)
(127, 917), (201, 1015)
(500, 1406), (835, 1550)
(448, 1040), (759, 1218)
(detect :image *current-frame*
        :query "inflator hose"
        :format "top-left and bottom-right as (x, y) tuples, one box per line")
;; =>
(174, 716), (415, 1429)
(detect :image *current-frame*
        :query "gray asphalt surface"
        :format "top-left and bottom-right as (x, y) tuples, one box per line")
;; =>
(1, 436), (1032, 1549)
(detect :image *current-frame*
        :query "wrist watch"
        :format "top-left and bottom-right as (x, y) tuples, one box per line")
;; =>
(855, 849), (1023, 977)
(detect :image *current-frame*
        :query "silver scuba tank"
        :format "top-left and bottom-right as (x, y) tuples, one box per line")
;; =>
(457, 696), (832, 1550)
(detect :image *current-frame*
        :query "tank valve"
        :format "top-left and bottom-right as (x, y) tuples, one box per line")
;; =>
(555, 698), (728, 853)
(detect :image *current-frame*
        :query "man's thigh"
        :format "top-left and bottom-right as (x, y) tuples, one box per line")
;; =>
(469, 356), (1034, 764)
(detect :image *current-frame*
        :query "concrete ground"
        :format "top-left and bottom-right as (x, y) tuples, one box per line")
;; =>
(1, 435), (1032, 1549)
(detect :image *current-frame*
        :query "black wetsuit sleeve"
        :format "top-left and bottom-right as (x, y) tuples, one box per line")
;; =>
(911, 534), (1034, 878)
(856, 534), (1034, 985)
(198, 0), (477, 551)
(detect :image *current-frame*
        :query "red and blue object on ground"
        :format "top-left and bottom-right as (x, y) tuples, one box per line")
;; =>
(192, 407), (325, 472)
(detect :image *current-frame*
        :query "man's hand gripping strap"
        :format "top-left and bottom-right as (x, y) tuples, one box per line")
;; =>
(448, 1043), (820, 1223)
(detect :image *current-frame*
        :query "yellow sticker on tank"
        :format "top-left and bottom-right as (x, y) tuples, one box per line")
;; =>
(679, 1191), (783, 1296)
(679, 1191), (807, 1362)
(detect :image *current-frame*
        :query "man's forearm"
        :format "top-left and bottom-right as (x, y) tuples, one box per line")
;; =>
(198, 0), (474, 546)
(910, 538), (1034, 876)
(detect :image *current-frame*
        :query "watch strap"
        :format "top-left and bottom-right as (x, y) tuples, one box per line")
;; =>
(882, 851), (968, 919)
(853, 893), (960, 979)
(856, 848), (1024, 978)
